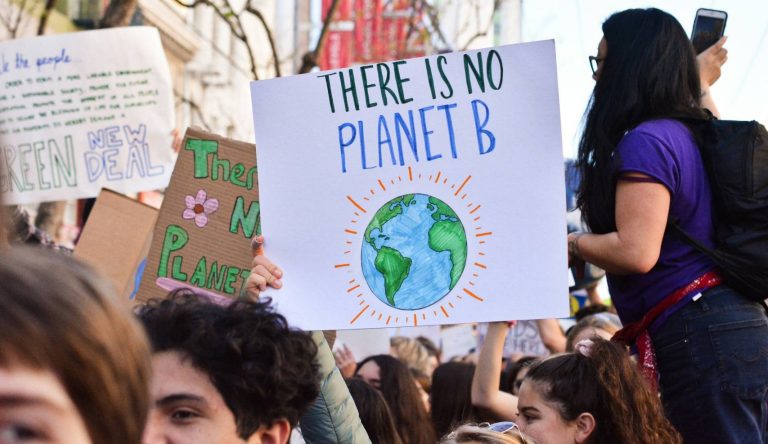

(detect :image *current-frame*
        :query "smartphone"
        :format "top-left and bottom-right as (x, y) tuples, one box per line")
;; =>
(691, 8), (727, 54)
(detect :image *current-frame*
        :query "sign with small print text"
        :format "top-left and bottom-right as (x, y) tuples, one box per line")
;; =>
(0, 27), (175, 204)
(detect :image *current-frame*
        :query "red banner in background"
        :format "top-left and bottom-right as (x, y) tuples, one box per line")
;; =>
(380, 0), (410, 61)
(320, 0), (354, 70)
(320, 0), (430, 69)
(353, 0), (382, 64)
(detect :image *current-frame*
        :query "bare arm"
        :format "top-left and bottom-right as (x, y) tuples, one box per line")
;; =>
(536, 319), (566, 354)
(697, 36), (728, 118)
(471, 322), (519, 419)
(569, 176), (670, 275)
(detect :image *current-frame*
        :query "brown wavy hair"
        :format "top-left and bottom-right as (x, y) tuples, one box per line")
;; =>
(525, 338), (681, 444)
(0, 247), (152, 444)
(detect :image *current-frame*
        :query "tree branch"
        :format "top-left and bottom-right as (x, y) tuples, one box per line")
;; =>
(245, 3), (281, 77)
(298, 0), (341, 74)
(459, 0), (501, 51)
(0, 0), (31, 38)
(176, 94), (213, 131)
(421, 1), (452, 52)
(36, 0), (56, 35)
(174, 0), (259, 80)
(98, 0), (138, 28)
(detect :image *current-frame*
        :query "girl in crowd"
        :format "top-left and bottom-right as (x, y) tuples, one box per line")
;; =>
(501, 356), (538, 396)
(356, 354), (436, 444)
(346, 377), (403, 444)
(431, 362), (498, 440)
(441, 423), (532, 444)
(518, 338), (679, 444)
(570, 7), (768, 442)
(564, 313), (621, 351)
(0, 247), (152, 444)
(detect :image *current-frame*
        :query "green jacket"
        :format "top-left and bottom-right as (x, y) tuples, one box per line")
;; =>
(299, 331), (372, 444)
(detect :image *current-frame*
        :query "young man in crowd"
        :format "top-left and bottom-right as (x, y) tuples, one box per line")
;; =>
(137, 292), (321, 444)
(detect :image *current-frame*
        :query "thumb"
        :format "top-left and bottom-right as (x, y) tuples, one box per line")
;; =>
(712, 35), (728, 50)
(251, 235), (265, 257)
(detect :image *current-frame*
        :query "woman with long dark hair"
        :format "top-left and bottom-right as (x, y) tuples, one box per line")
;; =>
(346, 377), (403, 444)
(569, 8), (768, 442)
(356, 354), (436, 444)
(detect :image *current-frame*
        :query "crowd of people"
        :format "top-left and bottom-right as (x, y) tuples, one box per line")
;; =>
(1, 6), (766, 444)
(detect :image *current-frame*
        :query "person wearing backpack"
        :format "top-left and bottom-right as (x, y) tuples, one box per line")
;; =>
(568, 8), (768, 443)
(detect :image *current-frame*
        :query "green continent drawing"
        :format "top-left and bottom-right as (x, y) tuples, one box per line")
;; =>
(374, 246), (412, 305)
(363, 194), (415, 248)
(361, 193), (468, 310)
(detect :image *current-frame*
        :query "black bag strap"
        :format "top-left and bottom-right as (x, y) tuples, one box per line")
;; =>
(668, 217), (723, 265)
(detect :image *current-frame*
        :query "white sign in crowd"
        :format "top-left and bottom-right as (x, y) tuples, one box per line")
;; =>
(251, 40), (569, 330)
(0, 27), (174, 204)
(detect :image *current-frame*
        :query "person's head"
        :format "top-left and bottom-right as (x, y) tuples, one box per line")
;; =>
(430, 362), (480, 439)
(0, 247), (152, 444)
(356, 354), (436, 444)
(441, 423), (532, 444)
(417, 335), (442, 369)
(346, 377), (403, 444)
(577, 8), (706, 233)
(572, 304), (612, 322)
(390, 335), (437, 378)
(137, 292), (320, 444)
(502, 356), (539, 396)
(565, 313), (622, 351)
(517, 338), (681, 444)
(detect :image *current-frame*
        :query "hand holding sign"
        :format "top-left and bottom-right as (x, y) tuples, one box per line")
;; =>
(246, 235), (284, 299)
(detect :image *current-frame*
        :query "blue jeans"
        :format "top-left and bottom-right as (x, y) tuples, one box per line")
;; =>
(651, 285), (768, 443)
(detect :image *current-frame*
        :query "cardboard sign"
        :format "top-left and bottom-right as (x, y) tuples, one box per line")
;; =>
(74, 189), (157, 303)
(251, 41), (568, 330)
(0, 27), (175, 204)
(136, 128), (259, 303)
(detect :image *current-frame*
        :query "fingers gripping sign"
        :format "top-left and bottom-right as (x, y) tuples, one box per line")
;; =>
(245, 235), (284, 300)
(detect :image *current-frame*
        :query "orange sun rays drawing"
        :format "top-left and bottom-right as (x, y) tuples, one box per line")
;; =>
(334, 167), (492, 326)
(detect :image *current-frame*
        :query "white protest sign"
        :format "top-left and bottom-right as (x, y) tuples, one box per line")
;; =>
(334, 329), (392, 361)
(0, 27), (174, 204)
(251, 41), (568, 330)
(441, 324), (478, 361)
(477, 321), (550, 358)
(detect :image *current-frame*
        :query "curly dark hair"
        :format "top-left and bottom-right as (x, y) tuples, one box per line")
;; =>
(525, 338), (681, 444)
(136, 292), (320, 438)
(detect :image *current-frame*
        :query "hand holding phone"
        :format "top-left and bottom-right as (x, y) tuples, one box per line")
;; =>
(691, 8), (727, 54)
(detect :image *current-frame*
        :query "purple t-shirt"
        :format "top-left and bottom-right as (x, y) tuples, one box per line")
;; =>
(608, 119), (717, 325)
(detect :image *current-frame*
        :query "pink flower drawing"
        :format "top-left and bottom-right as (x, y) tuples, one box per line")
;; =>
(182, 189), (219, 228)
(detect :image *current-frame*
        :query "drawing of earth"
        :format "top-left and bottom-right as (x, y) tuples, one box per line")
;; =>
(361, 193), (467, 310)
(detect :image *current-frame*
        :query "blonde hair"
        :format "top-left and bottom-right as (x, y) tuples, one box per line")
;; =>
(391, 336), (435, 376)
(441, 425), (531, 444)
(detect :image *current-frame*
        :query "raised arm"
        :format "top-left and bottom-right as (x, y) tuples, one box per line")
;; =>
(536, 319), (566, 354)
(471, 322), (519, 419)
(697, 36), (728, 118)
